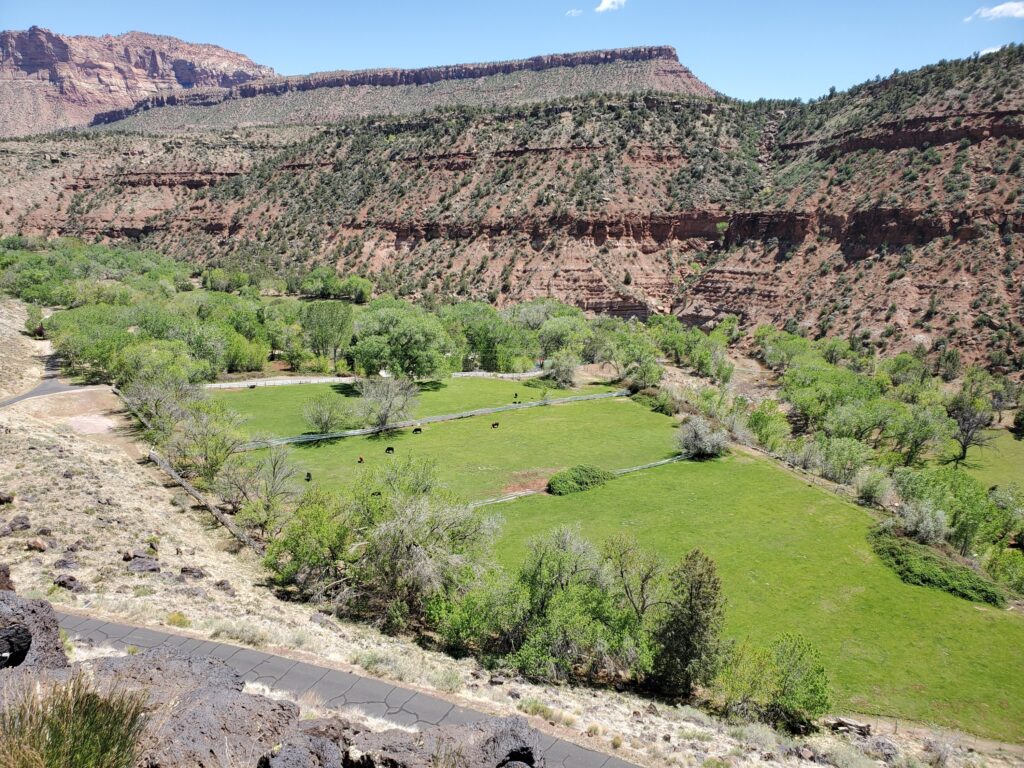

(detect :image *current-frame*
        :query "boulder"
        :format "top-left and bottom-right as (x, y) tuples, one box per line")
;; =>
(0, 591), (68, 669)
(0, 563), (14, 592)
(140, 687), (298, 768)
(91, 647), (244, 706)
(127, 556), (161, 573)
(263, 716), (542, 768)
(53, 574), (86, 593)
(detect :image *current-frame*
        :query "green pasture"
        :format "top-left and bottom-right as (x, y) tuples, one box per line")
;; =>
(286, 396), (676, 500)
(496, 454), (1024, 742)
(213, 377), (614, 438)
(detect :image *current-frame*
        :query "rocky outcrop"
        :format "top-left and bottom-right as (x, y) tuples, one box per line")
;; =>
(92, 45), (713, 126)
(0, 598), (543, 767)
(265, 716), (541, 768)
(0, 26), (274, 136)
(0, 591), (68, 669)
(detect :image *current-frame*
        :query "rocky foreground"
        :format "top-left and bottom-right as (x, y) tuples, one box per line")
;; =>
(0, 588), (542, 767)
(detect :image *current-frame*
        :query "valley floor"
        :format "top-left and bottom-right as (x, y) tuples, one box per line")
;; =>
(1, 303), (1022, 766)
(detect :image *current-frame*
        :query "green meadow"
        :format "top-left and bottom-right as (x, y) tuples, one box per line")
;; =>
(218, 385), (1024, 741)
(212, 377), (614, 438)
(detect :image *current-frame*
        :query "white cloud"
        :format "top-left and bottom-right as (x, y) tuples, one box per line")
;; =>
(566, 8), (583, 16)
(981, 44), (1006, 53)
(964, 2), (1024, 21)
(595, 0), (627, 12)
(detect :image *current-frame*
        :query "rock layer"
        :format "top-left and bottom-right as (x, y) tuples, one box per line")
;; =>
(0, 26), (274, 136)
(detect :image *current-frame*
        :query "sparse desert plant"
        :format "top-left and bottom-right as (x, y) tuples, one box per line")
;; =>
(677, 416), (729, 459)
(0, 674), (147, 768)
(211, 620), (269, 647)
(165, 610), (190, 628)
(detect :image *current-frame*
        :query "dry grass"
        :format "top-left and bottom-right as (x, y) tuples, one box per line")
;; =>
(0, 299), (43, 402)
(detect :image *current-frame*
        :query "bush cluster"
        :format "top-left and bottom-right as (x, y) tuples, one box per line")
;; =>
(869, 528), (1006, 607)
(547, 464), (615, 495)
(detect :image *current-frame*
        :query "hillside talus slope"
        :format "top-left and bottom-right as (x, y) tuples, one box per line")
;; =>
(0, 26), (274, 137)
(1, 45), (1022, 365)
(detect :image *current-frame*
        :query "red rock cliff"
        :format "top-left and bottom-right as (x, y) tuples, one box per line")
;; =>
(0, 26), (275, 137)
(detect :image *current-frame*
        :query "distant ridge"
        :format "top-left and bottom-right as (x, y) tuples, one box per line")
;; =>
(0, 26), (274, 137)
(91, 46), (715, 130)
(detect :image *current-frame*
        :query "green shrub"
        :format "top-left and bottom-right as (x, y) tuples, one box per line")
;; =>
(869, 528), (1006, 606)
(547, 464), (614, 495)
(0, 674), (147, 768)
(1013, 408), (1024, 437)
(747, 400), (790, 452)
(768, 633), (832, 730)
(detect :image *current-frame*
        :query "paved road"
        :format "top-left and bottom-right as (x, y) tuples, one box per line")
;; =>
(0, 354), (91, 410)
(58, 611), (635, 768)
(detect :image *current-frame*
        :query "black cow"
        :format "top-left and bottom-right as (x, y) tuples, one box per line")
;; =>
(358, 455), (365, 464)
(305, 472), (312, 482)
(385, 446), (395, 454)
(491, 422), (500, 429)
(412, 427), (423, 435)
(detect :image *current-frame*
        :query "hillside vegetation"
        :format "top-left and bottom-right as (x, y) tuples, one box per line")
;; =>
(2, 47), (1022, 366)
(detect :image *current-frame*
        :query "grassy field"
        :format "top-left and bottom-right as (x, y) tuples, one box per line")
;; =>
(286, 397), (677, 500)
(496, 453), (1024, 742)
(965, 428), (1024, 489)
(214, 378), (614, 438)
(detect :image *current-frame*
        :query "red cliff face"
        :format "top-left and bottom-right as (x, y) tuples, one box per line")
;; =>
(91, 46), (715, 125)
(0, 26), (275, 137)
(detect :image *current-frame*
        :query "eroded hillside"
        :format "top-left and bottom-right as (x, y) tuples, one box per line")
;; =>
(0, 26), (274, 137)
(1, 46), (1022, 366)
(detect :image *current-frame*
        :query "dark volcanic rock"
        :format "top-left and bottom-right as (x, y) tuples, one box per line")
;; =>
(141, 687), (298, 768)
(263, 716), (542, 768)
(92, 647), (244, 705)
(0, 563), (13, 592)
(0, 591), (68, 669)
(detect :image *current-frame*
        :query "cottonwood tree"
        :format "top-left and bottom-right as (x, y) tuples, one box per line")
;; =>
(300, 301), (353, 365)
(353, 303), (453, 379)
(356, 376), (418, 429)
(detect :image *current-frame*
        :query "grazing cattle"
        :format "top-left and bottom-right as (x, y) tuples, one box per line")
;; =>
(248, 384), (257, 389)
(491, 422), (499, 429)
(305, 472), (312, 482)
(385, 447), (395, 454)
(358, 456), (365, 463)
(412, 427), (422, 435)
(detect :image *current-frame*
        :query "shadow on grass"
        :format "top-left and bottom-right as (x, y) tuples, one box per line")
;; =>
(328, 383), (359, 398)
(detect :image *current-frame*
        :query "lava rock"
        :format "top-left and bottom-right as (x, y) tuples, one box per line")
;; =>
(263, 716), (541, 768)
(213, 579), (235, 596)
(0, 564), (13, 592)
(180, 565), (207, 579)
(127, 556), (161, 573)
(0, 591), (68, 669)
(53, 574), (86, 593)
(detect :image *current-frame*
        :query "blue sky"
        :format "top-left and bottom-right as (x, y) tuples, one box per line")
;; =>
(3, 1), (1022, 100)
